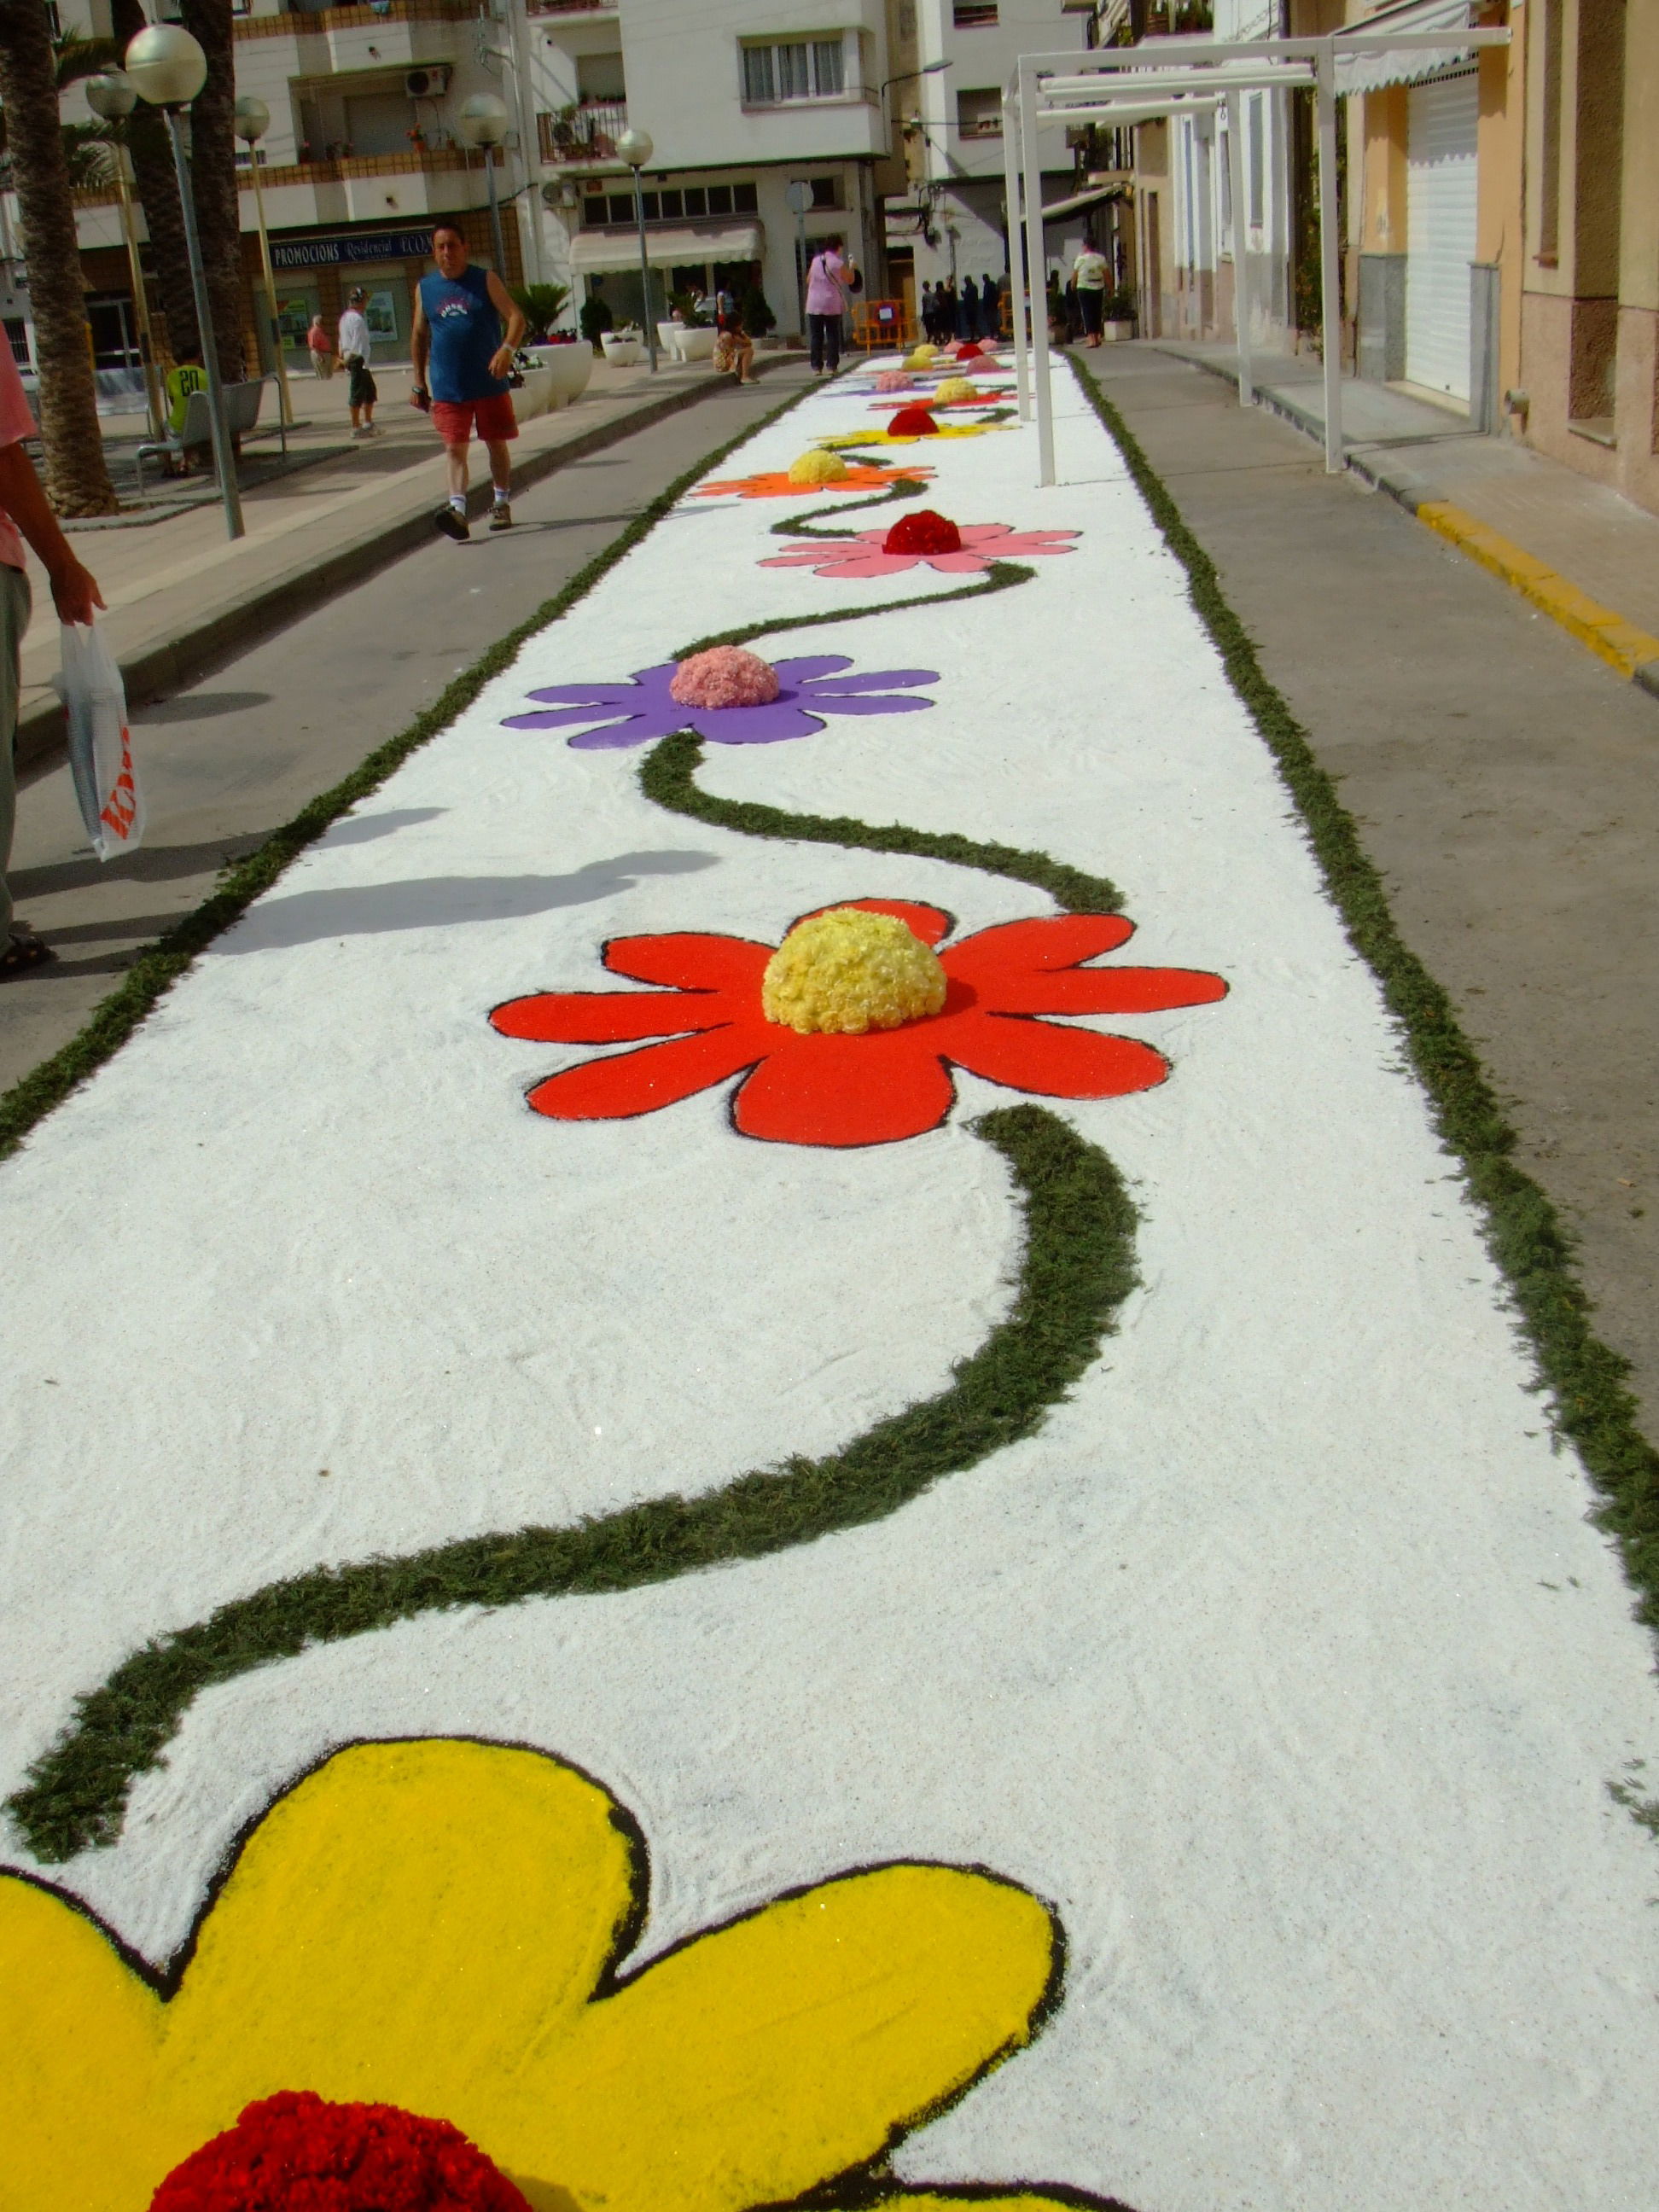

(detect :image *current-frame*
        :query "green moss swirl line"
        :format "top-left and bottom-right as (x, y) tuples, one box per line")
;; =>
(9, 1104), (1138, 1863)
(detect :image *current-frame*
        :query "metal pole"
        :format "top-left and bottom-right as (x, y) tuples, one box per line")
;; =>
(484, 146), (508, 285)
(1003, 91), (1030, 419)
(795, 208), (807, 338)
(1224, 87), (1253, 408)
(112, 152), (164, 440)
(1315, 49), (1342, 474)
(1020, 65), (1055, 486)
(632, 166), (657, 370)
(246, 154), (294, 428)
(163, 106), (243, 540)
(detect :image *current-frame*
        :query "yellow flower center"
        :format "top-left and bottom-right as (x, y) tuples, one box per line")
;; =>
(761, 910), (947, 1036)
(788, 449), (850, 485)
(933, 377), (977, 404)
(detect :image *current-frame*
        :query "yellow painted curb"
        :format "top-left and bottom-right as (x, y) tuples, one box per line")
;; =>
(1416, 501), (1659, 679)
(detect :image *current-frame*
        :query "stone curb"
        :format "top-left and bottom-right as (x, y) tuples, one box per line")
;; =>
(1148, 343), (1659, 704)
(15, 356), (797, 780)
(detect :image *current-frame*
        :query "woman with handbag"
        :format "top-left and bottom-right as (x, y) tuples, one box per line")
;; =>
(804, 234), (857, 376)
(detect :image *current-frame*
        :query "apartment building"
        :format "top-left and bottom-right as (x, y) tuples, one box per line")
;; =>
(19, 0), (900, 385)
(887, 0), (1095, 311)
(534, 0), (894, 335)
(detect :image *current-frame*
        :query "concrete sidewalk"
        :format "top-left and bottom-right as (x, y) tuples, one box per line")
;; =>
(1154, 337), (1659, 689)
(16, 346), (799, 771)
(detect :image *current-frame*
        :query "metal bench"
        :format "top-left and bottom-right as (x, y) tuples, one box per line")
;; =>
(135, 376), (269, 488)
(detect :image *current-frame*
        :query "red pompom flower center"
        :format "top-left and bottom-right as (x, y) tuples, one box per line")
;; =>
(885, 406), (940, 436)
(150, 2090), (532, 2212)
(882, 509), (963, 557)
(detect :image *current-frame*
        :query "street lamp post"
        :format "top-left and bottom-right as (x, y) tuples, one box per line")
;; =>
(783, 178), (812, 337)
(614, 128), (656, 371)
(83, 72), (165, 444)
(233, 95), (294, 428)
(123, 24), (243, 541)
(456, 94), (511, 283)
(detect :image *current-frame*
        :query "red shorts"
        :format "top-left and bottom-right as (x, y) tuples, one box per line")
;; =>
(431, 393), (518, 446)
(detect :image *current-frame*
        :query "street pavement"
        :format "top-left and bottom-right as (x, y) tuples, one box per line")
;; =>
(1, 365), (809, 1091)
(14, 346), (794, 764)
(5, 339), (1653, 1451)
(1079, 342), (1656, 1439)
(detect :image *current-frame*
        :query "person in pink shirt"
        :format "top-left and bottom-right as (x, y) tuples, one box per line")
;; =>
(804, 233), (857, 377)
(0, 341), (104, 972)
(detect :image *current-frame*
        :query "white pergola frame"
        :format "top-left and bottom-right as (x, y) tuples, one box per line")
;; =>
(1002, 25), (1511, 487)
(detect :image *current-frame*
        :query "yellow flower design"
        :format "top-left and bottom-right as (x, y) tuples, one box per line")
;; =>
(2, 1739), (1096, 2212)
(816, 426), (1004, 449)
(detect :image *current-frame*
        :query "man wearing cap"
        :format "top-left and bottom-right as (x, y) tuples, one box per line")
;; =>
(337, 289), (378, 437)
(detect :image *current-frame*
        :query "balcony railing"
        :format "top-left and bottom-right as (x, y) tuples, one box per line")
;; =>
(234, 0), (476, 39)
(527, 0), (619, 15)
(538, 100), (628, 165)
(73, 140), (499, 207)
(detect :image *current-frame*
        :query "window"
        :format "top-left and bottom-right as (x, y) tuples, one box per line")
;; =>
(733, 180), (758, 212)
(742, 36), (845, 104)
(659, 189), (683, 218)
(810, 175), (840, 209)
(4, 319), (30, 370)
(707, 182), (733, 215)
(953, 2), (998, 24)
(956, 88), (1002, 139)
(684, 185), (707, 217)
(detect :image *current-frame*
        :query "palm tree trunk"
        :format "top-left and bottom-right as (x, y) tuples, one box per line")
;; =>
(0, 0), (119, 516)
(108, 0), (201, 366)
(179, 0), (246, 387)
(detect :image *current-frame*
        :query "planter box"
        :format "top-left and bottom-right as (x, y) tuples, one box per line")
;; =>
(527, 343), (594, 406)
(601, 333), (643, 365)
(1102, 320), (1138, 342)
(658, 323), (717, 363)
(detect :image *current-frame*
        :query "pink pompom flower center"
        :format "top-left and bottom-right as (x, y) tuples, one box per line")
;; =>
(669, 648), (783, 709)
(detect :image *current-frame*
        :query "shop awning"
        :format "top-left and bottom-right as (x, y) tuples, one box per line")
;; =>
(1040, 183), (1129, 223)
(570, 224), (763, 275)
(1333, 0), (1478, 95)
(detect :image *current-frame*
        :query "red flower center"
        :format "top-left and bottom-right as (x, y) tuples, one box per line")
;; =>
(882, 509), (963, 557)
(885, 406), (940, 436)
(149, 2090), (532, 2212)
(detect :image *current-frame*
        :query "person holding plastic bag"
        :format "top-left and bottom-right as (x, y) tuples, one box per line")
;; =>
(0, 336), (103, 973)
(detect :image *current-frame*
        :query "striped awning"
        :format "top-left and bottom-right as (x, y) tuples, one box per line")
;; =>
(570, 223), (762, 275)
(1333, 0), (1478, 96)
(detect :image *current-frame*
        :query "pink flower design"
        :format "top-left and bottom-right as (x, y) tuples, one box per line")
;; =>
(759, 521), (1081, 581)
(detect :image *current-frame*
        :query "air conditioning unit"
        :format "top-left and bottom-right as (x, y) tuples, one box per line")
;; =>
(405, 66), (451, 100)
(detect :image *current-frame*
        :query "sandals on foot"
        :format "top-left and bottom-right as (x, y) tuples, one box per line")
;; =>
(2, 925), (56, 976)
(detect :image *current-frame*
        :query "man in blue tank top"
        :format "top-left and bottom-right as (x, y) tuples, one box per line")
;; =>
(410, 220), (527, 540)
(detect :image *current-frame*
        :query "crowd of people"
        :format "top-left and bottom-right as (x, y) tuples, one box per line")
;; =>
(919, 274), (1003, 346)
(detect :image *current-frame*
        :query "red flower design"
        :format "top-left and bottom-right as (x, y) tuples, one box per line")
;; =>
(490, 899), (1227, 1149)
(151, 2090), (528, 2212)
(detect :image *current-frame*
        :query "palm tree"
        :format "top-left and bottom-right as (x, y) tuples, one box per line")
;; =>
(0, 0), (119, 515)
(108, 0), (201, 368)
(179, 0), (246, 385)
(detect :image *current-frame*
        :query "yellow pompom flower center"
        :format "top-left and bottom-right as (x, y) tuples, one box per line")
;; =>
(788, 449), (851, 485)
(762, 909), (948, 1036)
(933, 376), (976, 404)
(905, 345), (938, 368)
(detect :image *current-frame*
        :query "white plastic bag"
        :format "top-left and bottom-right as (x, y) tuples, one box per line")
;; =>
(61, 619), (144, 861)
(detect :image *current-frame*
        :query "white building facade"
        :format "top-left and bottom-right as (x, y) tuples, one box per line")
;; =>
(10, 0), (905, 387)
(891, 0), (1095, 305)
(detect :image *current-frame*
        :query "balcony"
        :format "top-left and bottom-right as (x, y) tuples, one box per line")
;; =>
(234, 0), (476, 37)
(527, 0), (619, 15)
(538, 100), (628, 166)
(270, 143), (500, 184)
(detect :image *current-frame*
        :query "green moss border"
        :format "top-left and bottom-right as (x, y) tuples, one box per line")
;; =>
(1069, 352), (1659, 1636)
(0, 377), (818, 1165)
(10, 1104), (1137, 1861)
(643, 731), (1121, 916)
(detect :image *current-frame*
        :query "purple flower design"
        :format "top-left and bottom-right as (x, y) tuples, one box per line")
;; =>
(501, 655), (939, 750)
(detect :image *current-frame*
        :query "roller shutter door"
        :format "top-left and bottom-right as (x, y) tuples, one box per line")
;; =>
(1405, 72), (1478, 402)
